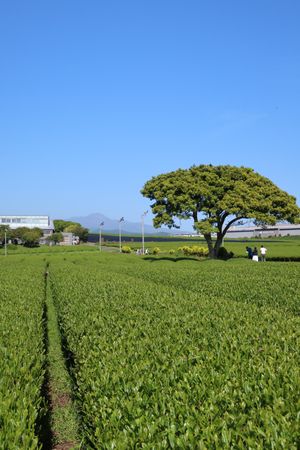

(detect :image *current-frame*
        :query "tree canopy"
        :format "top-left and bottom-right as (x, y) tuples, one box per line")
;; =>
(64, 224), (88, 241)
(11, 227), (43, 247)
(54, 220), (88, 242)
(53, 220), (77, 232)
(48, 232), (64, 244)
(141, 164), (300, 257)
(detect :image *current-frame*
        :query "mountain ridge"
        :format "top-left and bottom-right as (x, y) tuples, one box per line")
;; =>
(67, 213), (189, 235)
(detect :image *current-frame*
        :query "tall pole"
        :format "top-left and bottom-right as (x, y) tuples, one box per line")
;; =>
(99, 222), (104, 251)
(119, 217), (124, 253)
(141, 210), (148, 255)
(4, 230), (7, 257)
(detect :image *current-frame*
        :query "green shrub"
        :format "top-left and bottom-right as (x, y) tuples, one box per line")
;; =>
(153, 247), (160, 255)
(7, 244), (18, 250)
(49, 256), (300, 448)
(178, 245), (209, 257)
(0, 260), (45, 447)
(217, 246), (234, 260)
(169, 249), (175, 255)
(121, 246), (131, 253)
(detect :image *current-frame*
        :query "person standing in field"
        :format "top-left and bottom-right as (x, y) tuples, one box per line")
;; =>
(252, 247), (259, 262)
(260, 245), (267, 262)
(246, 246), (253, 259)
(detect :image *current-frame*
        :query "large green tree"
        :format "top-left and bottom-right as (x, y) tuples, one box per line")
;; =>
(141, 165), (300, 258)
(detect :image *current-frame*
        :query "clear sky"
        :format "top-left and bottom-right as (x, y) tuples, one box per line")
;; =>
(1, 1), (299, 229)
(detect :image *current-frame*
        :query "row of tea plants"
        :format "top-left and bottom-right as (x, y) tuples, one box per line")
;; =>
(50, 255), (300, 448)
(0, 258), (45, 449)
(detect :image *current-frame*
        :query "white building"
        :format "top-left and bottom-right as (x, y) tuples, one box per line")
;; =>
(0, 215), (54, 236)
(226, 223), (300, 239)
(60, 232), (79, 246)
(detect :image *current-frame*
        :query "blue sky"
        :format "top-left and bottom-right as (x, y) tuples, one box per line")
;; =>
(1, 1), (299, 230)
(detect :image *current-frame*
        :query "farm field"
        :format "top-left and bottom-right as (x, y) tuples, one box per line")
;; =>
(0, 251), (299, 448)
(0, 259), (45, 448)
(1, 243), (99, 255)
(2, 236), (300, 259)
(103, 236), (300, 259)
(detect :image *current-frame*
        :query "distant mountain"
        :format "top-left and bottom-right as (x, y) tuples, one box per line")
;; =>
(68, 213), (187, 235)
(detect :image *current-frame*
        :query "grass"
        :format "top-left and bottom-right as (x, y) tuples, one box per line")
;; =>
(1, 250), (299, 447)
(105, 237), (300, 258)
(224, 239), (300, 257)
(1, 243), (98, 256)
(2, 236), (300, 258)
(46, 273), (79, 448)
(46, 251), (300, 448)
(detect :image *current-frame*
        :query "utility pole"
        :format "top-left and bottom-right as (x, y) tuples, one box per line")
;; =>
(119, 217), (124, 253)
(99, 222), (104, 251)
(4, 229), (7, 257)
(141, 210), (148, 254)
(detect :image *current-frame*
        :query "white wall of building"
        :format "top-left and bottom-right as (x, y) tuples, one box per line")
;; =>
(0, 215), (54, 234)
(226, 224), (300, 239)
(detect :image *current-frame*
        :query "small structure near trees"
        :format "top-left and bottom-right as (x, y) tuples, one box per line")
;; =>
(53, 220), (88, 242)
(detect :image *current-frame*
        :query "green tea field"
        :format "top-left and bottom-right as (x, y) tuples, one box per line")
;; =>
(103, 237), (300, 259)
(0, 251), (299, 449)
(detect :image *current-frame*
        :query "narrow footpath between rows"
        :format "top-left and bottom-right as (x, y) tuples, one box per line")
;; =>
(42, 264), (80, 450)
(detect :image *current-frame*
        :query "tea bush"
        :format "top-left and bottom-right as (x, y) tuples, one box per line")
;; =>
(49, 256), (300, 448)
(178, 245), (209, 257)
(0, 259), (45, 448)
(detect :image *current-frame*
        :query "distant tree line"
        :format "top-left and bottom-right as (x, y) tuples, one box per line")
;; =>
(0, 220), (88, 248)
(0, 225), (43, 247)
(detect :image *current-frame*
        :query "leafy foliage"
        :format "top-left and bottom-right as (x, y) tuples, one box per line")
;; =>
(1, 251), (299, 448)
(216, 246), (234, 260)
(64, 224), (88, 242)
(141, 165), (300, 257)
(11, 226), (43, 247)
(0, 259), (45, 448)
(178, 245), (209, 257)
(53, 220), (76, 232)
(121, 245), (131, 253)
(49, 254), (300, 448)
(48, 232), (64, 244)
(54, 220), (88, 242)
(22, 228), (43, 247)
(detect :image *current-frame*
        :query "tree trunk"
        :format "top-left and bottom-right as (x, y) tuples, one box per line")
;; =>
(204, 232), (223, 258)
(213, 233), (224, 258)
(204, 233), (214, 258)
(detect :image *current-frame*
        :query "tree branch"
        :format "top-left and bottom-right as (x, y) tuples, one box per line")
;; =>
(222, 216), (245, 236)
(192, 210), (198, 223)
(218, 211), (228, 230)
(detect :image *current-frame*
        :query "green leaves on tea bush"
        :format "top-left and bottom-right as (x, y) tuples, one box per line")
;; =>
(50, 256), (300, 448)
(0, 259), (45, 449)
